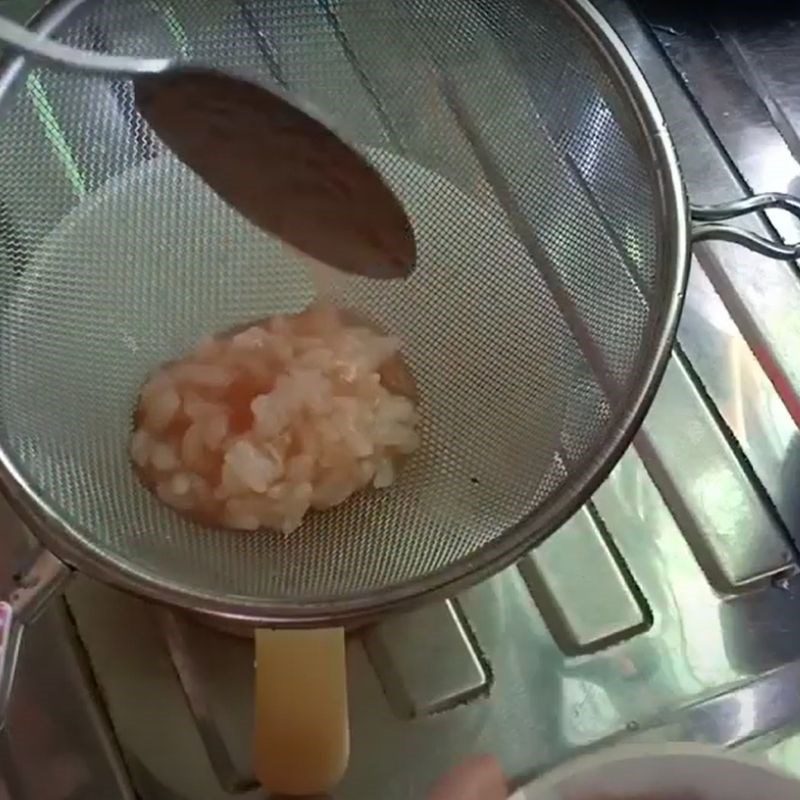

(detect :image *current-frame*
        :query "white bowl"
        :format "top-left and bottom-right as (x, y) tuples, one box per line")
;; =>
(515, 743), (800, 800)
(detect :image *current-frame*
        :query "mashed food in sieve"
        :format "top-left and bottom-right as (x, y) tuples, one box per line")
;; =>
(130, 304), (420, 533)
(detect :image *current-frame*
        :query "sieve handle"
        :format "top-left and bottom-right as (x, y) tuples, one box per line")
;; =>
(0, 15), (173, 77)
(691, 193), (800, 260)
(0, 549), (71, 730)
(253, 627), (349, 796)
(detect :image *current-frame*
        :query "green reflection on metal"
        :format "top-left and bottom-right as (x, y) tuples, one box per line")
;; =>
(146, 0), (190, 57)
(26, 71), (85, 196)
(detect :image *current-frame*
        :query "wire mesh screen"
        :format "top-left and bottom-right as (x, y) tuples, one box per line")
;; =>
(0, 0), (673, 610)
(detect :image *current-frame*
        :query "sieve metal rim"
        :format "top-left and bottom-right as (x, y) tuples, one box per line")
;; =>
(0, 0), (689, 626)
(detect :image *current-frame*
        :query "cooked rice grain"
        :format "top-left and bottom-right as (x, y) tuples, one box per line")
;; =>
(130, 305), (420, 533)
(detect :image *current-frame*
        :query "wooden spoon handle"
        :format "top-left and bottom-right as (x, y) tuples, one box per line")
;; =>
(254, 627), (349, 796)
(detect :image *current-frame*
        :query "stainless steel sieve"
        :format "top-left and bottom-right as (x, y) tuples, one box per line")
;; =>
(1, 0), (800, 793)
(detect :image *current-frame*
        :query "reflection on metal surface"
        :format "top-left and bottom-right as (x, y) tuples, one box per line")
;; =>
(620, 657), (800, 749)
(66, 575), (258, 800)
(678, 262), (799, 536)
(520, 505), (649, 653)
(0, 495), (134, 800)
(636, 355), (795, 592)
(757, 721), (800, 780)
(364, 600), (489, 718)
(637, 0), (800, 424)
(159, 610), (257, 793)
(640, 2), (800, 245)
